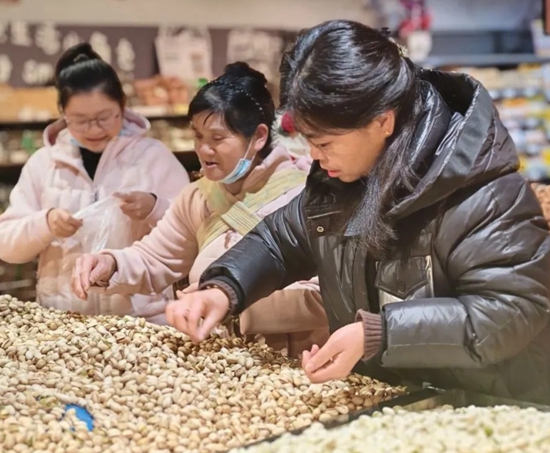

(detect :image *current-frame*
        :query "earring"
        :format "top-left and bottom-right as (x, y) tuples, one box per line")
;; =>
(385, 130), (391, 136)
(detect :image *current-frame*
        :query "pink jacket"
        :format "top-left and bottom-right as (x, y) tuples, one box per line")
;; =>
(97, 146), (328, 352)
(0, 110), (190, 321)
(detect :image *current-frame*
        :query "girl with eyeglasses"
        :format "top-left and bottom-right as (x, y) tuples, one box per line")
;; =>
(0, 43), (190, 323)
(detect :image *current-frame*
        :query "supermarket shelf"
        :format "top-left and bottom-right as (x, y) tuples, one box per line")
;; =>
(0, 150), (200, 181)
(0, 113), (190, 130)
(0, 155), (548, 183)
(0, 119), (56, 130)
(0, 162), (26, 168)
(419, 53), (550, 68)
(0, 149), (194, 166)
(143, 113), (190, 122)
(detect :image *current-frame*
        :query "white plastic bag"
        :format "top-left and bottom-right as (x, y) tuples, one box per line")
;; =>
(62, 196), (133, 253)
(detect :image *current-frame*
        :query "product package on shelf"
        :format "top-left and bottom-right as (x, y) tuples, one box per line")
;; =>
(131, 76), (196, 115)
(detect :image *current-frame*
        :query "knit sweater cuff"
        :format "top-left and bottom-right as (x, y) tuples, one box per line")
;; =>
(355, 310), (383, 361)
(199, 279), (239, 320)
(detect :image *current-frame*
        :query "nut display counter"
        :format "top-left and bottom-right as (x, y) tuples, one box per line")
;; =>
(0, 295), (405, 453)
(2, 294), (550, 453)
(238, 389), (550, 453)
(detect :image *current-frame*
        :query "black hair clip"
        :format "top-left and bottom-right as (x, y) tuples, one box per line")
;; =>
(209, 78), (264, 113)
(380, 27), (392, 38)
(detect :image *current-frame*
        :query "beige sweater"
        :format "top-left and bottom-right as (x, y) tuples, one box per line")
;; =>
(97, 146), (329, 354)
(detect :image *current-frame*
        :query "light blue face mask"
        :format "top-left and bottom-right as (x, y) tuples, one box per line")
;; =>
(220, 139), (254, 185)
(70, 137), (83, 148)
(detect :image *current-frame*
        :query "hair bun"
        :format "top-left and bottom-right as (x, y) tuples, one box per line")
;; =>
(223, 61), (268, 86)
(55, 43), (102, 79)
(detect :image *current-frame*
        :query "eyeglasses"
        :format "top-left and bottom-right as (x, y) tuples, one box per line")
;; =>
(64, 111), (121, 133)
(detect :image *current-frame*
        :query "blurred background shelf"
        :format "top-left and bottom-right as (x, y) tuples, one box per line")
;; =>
(420, 54), (550, 68)
(0, 113), (190, 131)
(0, 0), (548, 301)
(0, 150), (199, 185)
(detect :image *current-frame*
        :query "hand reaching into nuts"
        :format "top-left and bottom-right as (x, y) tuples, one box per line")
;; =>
(302, 322), (365, 383)
(72, 253), (117, 299)
(166, 288), (230, 343)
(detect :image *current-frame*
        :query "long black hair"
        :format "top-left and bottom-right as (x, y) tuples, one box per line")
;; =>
(55, 43), (125, 109)
(189, 62), (276, 158)
(280, 20), (423, 257)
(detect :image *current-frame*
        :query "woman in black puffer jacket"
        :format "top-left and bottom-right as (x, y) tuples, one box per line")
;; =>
(166, 21), (550, 404)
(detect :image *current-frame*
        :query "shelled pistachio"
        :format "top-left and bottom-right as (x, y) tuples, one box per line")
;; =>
(232, 405), (550, 453)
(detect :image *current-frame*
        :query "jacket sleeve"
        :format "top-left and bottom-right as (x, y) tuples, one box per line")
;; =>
(100, 185), (199, 295)
(381, 175), (550, 369)
(200, 191), (317, 312)
(0, 151), (55, 263)
(143, 140), (190, 228)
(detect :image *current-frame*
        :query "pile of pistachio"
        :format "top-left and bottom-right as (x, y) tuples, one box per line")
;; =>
(0, 295), (405, 453)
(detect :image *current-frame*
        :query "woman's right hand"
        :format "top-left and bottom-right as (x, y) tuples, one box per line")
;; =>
(72, 254), (117, 300)
(166, 288), (230, 343)
(47, 208), (83, 238)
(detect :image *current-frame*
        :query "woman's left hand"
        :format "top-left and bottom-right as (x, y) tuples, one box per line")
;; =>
(115, 191), (156, 220)
(302, 321), (365, 383)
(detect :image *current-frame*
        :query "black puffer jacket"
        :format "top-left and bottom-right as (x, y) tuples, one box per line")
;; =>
(201, 71), (550, 404)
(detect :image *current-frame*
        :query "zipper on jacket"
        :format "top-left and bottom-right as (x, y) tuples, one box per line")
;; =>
(307, 210), (342, 220)
(88, 135), (121, 200)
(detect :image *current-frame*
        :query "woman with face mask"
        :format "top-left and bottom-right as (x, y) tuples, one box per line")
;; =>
(72, 62), (329, 357)
(164, 21), (550, 404)
(0, 43), (190, 322)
